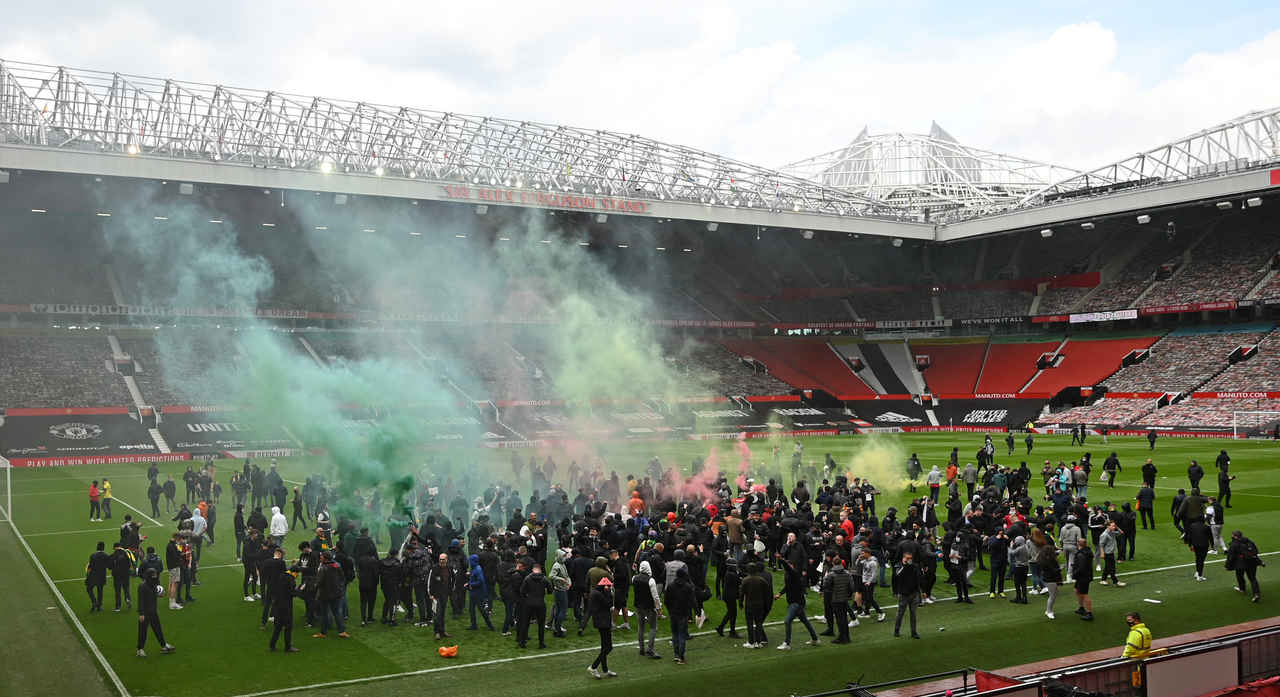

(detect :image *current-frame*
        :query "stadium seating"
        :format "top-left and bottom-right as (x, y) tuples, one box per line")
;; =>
(1102, 329), (1267, 394)
(912, 341), (987, 394)
(849, 289), (935, 320)
(0, 334), (129, 408)
(941, 289), (1033, 319)
(1195, 331), (1280, 391)
(121, 332), (247, 406)
(1134, 397), (1280, 429)
(669, 343), (794, 396)
(1139, 224), (1277, 306)
(1023, 336), (1159, 395)
(975, 340), (1062, 393)
(0, 230), (113, 305)
(722, 338), (874, 396)
(1050, 398), (1158, 426)
(1086, 233), (1189, 310)
(1036, 285), (1093, 314)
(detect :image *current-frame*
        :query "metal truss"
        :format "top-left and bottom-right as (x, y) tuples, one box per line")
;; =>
(1018, 106), (1280, 208)
(780, 122), (1084, 220)
(0, 59), (903, 219)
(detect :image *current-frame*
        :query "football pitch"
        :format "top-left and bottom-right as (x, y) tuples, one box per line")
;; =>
(2, 432), (1277, 697)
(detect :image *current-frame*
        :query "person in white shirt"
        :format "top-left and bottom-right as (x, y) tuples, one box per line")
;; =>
(269, 506), (288, 545)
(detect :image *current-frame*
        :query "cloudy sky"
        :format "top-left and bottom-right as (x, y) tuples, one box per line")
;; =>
(2, 1), (1278, 172)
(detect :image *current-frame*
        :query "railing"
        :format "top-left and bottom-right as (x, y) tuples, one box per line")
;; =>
(793, 668), (971, 697)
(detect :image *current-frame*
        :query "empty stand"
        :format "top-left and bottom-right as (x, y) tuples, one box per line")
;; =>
(975, 340), (1061, 393)
(1023, 336), (1159, 396)
(911, 340), (987, 394)
(1104, 328), (1267, 394)
(722, 338), (874, 396)
(0, 333), (128, 408)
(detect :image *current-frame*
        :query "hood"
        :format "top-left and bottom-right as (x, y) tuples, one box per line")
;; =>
(1014, 536), (1026, 546)
(469, 554), (480, 568)
(594, 556), (608, 568)
(639, 560), (652, 575)
(929, 466), (940, 473)
(555, 548), (568, 562)
(271, 506), (281, 515)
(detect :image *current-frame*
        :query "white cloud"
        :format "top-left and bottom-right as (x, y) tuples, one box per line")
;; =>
(1, 7), (1277, 175)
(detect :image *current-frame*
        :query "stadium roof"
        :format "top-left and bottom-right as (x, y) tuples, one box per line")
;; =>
(0, 58), (1276, 242)
(779, 122), (1085, 219)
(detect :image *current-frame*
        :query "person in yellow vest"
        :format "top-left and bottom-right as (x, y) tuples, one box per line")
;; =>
(101, 478), (113, 520)
(1122, 611), (1153, 659)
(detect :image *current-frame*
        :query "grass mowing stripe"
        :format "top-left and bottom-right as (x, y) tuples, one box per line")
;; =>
(52, 562), (244, 584)
(2, 506), (130, 697)
(111, 496), (162, 526)
(26, 526), (161, 537)
(224, 550), (1280, 697)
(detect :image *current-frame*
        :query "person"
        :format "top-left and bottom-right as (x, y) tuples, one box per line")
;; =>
(821, 556), (855, 643)
(1038, 543), (1062, 620)
(101, 475), (113, 519)
(428, 552), (453, 640)
(1005, 432), (1016, 455)
(1186, 518), (1212, 582)
(667, 567), (696, 664)
(1226, 530), (1262, 602)
(1122, 612), (1153, 659)
(89, 481), (102, 522)
(269, 551), (301, 652)
(549, 549), (571, 638)
(1216, 453), (1235, 509)
(1102, 453), (1121, 489)
(892, 551), (921, 639)
(740, 562), (771, 648)
(110, 542), (134, 612)
(1097, 522), (1125, 586)
(269, 506), (288, 546)
(467, 554), (495, 630)
(907, 453), (922, 492)
(148, 478), (163, 518)
(85, 541), (111, 612)
(290, 487), (308, 531)
(517, 562), (550, 649)
(1025, 432), (1034, 454)
(164, 534), (184, 610)
(1071, 539), (1095, 621)
(1207, 497), (1226, 554)
(162, 475), (177, 513)
(1136, 483), (1156, 530)
(962, 462), (977, 501)
(378, 547), (402, 626)
(926, 466), (942, 504)
(857, 547), (886, 621)
(633, 560), (662, 658)
(1008, 535), (1032, 604)
(135, 567), (175, 657)
(357, 547), (380, 626)
(1147, 430), (1157, 450)
(587, 577), (616, 678)
(313, 550), (350, 639)
(1170, 489), (1187, 534)
(1188, 460), (1205, 490)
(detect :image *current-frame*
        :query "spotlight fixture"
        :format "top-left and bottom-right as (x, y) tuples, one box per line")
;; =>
(1080, 222), (1095, 230)
(595, 214), (608, 223)
(1040, 228), (1053, 238)
(126, 144), (139, 155)
(1246, 197), (1262, 208)
(474, 205), (488, 215)
(1136, 214), (1151, 224)
(374, 166), (385, 177)
(892, 238), (903, 247)
(1216, 201), (1233, 210)
(320, 161), (334, 174)
(706, 222), (719, 232)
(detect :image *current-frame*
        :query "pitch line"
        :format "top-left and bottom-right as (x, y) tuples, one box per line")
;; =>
(1, 504), (130, 697)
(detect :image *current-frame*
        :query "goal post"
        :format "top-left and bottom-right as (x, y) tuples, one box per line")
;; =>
(1232, 411), (1280, 440)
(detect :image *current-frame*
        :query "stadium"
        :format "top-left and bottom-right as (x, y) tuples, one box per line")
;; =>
(1, 53), (1279, 697)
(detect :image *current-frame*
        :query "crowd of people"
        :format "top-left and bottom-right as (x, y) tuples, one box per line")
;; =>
(82, 439), (1265, 675)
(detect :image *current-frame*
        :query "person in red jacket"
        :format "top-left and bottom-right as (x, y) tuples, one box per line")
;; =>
(89, 481), (102, 522)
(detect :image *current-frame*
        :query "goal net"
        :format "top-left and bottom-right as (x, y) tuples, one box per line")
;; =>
(1232, 411), (1280, 440)
(0, 455), (10, 525)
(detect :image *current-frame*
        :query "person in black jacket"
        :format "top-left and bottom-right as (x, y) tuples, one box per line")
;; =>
(147, 479), (163, 518)
(518, 563), (551, 649)
(1071, 539), (1094, 621)
(110, 542), (133, 612)
(1186, 520), (1212, 581)
(268, 550), (300, 652)
(892, 552), (922, 639)
(313, 551), (349, 638)
(715, 558), (740, 638)
(587, 577), (616, 678)
(85, 541), (111, 612)
(242, 529), (263, 601)
(234, 505), (247, 560)
(378, 548), (403, 626)
(666, 567), (696, 663)
(357, 551), (380, 625)
(1188, 460), (1205, 490)
(428, 552), (453, 640)
(1227, 531), (1262, 602)
(135, 568), (174, 657)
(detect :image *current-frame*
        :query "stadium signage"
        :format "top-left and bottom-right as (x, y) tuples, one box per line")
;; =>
(1191, 391), (1280, 399)
(29, 303), (308, 319)
(1139, 301), (1237, 316)
(958, 316), (1026, 326)
(442, 185), (648, 213)
(1069, 309), (1138, 323)
(1031, 314), (1070, 324)
(9, 453), (192, 467)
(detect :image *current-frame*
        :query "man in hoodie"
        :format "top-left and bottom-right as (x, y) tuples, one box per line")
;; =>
(740, 562), (771, 648)
(587, 577), (616, 678)
(926, 466), (942, 503)
(268, 550), (300, 652)
(1059, 516), (1083, 579)
(715, 558), (741, 639)
(1072, 539), (1095, 621)
(632, 560), (662, 658)
(110, 542), (134, 612)
(85, 541), (111, 612)
(135, 567), (175, 657)
(357, 549), (380, 626)
(269, 506), (288, 546)
(666, 567), (696, 664)
(549, 549), (571, 638)
(467, 554), (495, 631)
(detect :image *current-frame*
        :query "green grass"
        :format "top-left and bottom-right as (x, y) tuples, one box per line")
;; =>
(3, 433), (1278, 697)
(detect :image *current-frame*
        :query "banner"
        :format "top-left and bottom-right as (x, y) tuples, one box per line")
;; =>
(1070, 309), (1138, 323)
(846, 400), (930, 426)
(157, 414), (297, 455)
(10, 453), (193, 467)
(1191, 392), (1280, 400)
(958, 316), (1027, 326)
(771, 321), (875, 330)
(1104, 392), (1165, 399)
(1032, 314), (1070, 323)
(0, 414), (159, 459)
(1139, 301), (1237, 316)
(933, 399), (1044, 429)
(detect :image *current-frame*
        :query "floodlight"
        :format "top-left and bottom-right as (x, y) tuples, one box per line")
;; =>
(1040, 229), (1053, 238)
(475, 205), (488, 215)
(1216, 201), (1233, 210)
(1136, 214), (1151, 224)
(596, 214), (608, 223)
(374, 166), (385, 177)
(892, 238), (903, 247)
(1080, 222), (1095, 230)
(320, 161), (334, 174)
(707, 222), (719, 231)
(1246, 197), (1262, 208)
